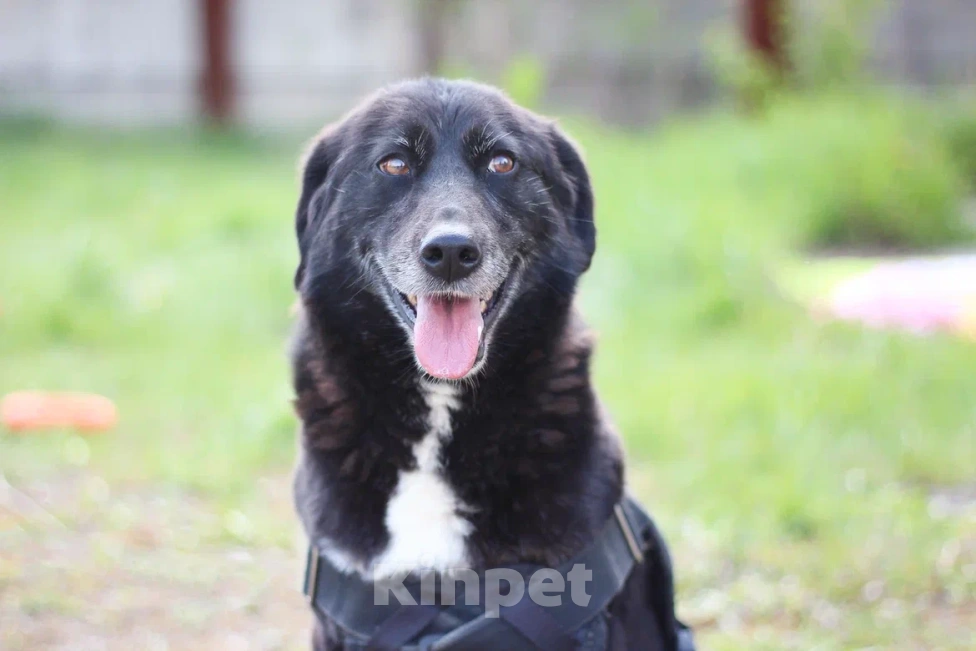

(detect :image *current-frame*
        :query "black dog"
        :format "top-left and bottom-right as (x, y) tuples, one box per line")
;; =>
(291, 78), (692, 650)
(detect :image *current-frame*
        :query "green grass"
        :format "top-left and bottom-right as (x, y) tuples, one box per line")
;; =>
(1, 97), (975, 648)
(0, 125), (300, 498)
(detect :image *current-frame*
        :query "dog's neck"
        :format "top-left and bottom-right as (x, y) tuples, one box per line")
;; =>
(292, 285), (624, 578)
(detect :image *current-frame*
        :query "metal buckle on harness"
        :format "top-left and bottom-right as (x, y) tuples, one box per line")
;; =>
(613, 504), (644, 563)
(303, 545), (321, 605)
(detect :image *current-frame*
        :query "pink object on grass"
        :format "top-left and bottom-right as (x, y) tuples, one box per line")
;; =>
(825, 255), (976, 336)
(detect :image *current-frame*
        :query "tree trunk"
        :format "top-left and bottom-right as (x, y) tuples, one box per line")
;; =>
(418, 0), (453, 75)
(744, 0), (787, 72)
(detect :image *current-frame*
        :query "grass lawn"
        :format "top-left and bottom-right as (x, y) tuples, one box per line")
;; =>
(1, 104), (974, 649)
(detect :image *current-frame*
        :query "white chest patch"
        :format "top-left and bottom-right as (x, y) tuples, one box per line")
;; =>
(369, 381), (472, 579)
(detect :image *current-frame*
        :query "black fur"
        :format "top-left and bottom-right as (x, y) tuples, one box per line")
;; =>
(291, 78), (682, 650)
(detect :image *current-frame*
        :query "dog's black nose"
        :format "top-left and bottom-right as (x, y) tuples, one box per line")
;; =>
(420, 232), (482, 282)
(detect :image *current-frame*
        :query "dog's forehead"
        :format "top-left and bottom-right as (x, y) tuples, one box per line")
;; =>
(359, 81), (527, 142)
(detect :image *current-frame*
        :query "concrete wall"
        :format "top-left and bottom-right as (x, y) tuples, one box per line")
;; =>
(0, 0), (198, 124)
(1, 0), (974, 128)
(0, 0), (421, 126)
(231, 0), (420, 125)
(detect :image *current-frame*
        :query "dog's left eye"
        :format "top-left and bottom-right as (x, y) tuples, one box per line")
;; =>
(487, 153), (515, 174)
(378, 156), (410, 176)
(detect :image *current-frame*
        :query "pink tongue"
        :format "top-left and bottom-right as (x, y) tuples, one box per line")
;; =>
(414, 296), (483, 379)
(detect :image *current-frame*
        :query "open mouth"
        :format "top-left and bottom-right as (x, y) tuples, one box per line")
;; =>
(385, 271), (514, 380)
(395, 280), (507, 325)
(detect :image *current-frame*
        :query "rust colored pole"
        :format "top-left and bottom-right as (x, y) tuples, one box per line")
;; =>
(200, 0), (234, 124)
(744, 0), (786, 72)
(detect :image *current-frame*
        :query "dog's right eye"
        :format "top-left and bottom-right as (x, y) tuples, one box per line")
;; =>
(378, 156), (410, 176)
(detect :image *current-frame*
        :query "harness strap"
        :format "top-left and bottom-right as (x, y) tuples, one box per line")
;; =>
(303, 545), (403, 636)
(302, 496), (671, 650)
(422, 595), (578, 651)
(501, 598), (577, 651)
(365, 604), (441, 651)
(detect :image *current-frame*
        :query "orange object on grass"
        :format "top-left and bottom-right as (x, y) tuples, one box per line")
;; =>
(1, 391), (117, 433)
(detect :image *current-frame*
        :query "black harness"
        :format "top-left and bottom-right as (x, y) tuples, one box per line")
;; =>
(303, 497), (696, 650)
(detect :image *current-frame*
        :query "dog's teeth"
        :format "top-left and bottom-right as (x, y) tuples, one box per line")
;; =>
(407, 295), (418, 307)
(480, 299), (488, 314)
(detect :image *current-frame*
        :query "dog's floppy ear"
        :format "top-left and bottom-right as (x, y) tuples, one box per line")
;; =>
(549, 126), (596, 272)
(294, 127), (340, 289)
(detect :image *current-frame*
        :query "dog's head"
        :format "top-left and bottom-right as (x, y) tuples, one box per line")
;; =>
(295, 78), (594, 380)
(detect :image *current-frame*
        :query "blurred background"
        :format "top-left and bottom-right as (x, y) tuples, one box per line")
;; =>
(1, 1), (975, 649)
